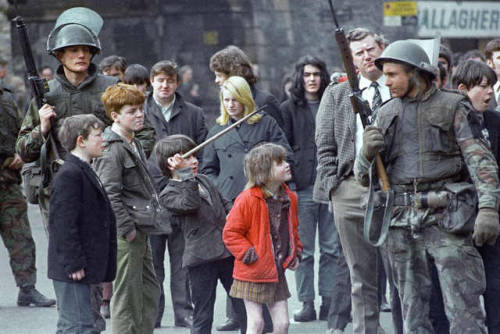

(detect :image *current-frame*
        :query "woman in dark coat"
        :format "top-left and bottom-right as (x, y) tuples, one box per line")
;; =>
(201, 76), (292, 203)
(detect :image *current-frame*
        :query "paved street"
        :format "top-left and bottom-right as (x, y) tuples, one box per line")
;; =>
(0, 203), (395, 334)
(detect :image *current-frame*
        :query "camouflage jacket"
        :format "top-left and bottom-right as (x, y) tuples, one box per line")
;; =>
(16, 64), (156, 163)
(354, 86), (500, 226)
(0, 87), (22, 184)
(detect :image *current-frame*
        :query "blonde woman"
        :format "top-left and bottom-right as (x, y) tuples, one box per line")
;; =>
(201, 76), (292, 203)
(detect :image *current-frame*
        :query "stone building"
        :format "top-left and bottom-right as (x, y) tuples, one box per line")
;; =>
(2, 0), (495, 119)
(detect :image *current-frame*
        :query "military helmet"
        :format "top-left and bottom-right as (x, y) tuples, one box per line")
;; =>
(374, 40), (436, 79)
(47, 7), (103, 56)
(47, 24), (101, 55)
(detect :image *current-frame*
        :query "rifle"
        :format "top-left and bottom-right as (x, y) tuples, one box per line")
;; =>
(14, 16), (62, 205)
(328, 0), (393, 246)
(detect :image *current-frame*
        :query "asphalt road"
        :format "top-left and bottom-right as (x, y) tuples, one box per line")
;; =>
(0, 203), (395, 334)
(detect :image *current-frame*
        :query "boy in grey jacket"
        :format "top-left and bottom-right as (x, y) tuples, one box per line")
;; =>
(94, 83), (159, 334)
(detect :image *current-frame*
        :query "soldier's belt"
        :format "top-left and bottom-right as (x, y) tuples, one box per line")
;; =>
(394, 190), (449, 209)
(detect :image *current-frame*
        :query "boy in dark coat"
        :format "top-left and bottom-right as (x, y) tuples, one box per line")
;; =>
(48, 114), (117, 333)
(153, 134), (246, 334)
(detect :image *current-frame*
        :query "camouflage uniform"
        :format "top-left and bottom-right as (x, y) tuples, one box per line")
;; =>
(0, 87), (37, 288)
(354, 86), (499, 333)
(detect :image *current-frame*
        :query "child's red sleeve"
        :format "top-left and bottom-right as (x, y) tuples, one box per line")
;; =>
(222, 195), (254, 261)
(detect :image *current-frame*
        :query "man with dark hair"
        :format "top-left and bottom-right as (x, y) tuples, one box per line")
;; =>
(209, 45), (284, 128)
(452, 59), (500, 334)
(438, 44), (453, 74)
(123, 64), (150, 94)
(485, 39), (500, 109)
(315, 28), (397, 334)
(99, 55), (127, 82)
(355, 40), (499, 333)
(281, 55), (350, 331)
(143, 59), (207, 328)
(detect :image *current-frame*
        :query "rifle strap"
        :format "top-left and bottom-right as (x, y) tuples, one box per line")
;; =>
(363, 161), (392, 247)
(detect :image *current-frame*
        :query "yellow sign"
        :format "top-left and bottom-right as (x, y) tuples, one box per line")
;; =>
(384, 1), (417, 17)
(203, 31), (218, 45)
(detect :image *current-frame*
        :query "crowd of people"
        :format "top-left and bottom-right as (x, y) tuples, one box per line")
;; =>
(1, 5), (500, 334)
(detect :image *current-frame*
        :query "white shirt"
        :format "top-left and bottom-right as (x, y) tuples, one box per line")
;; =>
(355, 75), (391, 155)
(494, 81), (500, 104)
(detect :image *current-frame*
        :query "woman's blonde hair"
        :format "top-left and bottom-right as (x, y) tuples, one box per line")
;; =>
(216, 76), (262, 126)
(244, 143), (287, 189)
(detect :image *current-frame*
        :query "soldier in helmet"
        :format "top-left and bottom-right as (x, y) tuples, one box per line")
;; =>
(354, 40), (500, 333)
(16, 7), (154, 229)
(0, 85), (56, 308)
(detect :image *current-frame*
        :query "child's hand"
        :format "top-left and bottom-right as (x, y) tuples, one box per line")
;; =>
(167, 153), (185, 171)
(69, 268), (85, 281)
(126, 229), (136, 242)
(288, 257), (300, 271)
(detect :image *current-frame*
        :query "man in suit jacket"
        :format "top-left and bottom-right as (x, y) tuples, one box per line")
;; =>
(314, 28), (398, 334)
(49, 114), (117, 333)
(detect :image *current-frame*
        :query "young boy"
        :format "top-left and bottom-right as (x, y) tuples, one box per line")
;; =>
(48, 114), (117, 333)
(452, 59), (500, 333)
(94, 83), (160, 334)
(153, 134), (247, 334)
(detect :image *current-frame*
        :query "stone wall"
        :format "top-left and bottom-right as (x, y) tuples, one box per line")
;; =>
(5, 0), (419, 119)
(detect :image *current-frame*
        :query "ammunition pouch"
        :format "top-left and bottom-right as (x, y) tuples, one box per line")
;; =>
(21, 161), (42, 204)
(440, 182), (477, 234)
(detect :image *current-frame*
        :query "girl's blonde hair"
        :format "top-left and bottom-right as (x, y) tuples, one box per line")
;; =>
(216, 76), (262, 126)
(244, 143), (287, 189)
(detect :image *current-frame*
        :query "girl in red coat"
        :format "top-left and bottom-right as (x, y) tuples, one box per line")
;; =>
(223, 143), (303, 334)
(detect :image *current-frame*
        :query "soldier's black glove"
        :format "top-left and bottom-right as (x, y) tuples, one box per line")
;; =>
(473, 208), (500, 247)
(362, 126), (384, 161)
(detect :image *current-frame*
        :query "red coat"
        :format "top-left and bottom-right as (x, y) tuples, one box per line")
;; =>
(223, 184), (302, 283)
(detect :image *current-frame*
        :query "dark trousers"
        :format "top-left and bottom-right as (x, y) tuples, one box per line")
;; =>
(188, 257), (246, 334)
(53, 280), (96, 334)
(150, 225), (193, 325)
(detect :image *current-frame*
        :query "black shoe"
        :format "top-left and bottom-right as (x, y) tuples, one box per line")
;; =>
(175, 315), (193, 328)
(319, 297), (331, 321)
(216, 318), (241, 331)
(17, 286), (56, 307)
(293, 302), (316, 322)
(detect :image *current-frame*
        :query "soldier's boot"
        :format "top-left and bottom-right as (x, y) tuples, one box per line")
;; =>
(17, 286), (56, 307)
(293, 301), (316, 322)
(319, 297), (331, 321)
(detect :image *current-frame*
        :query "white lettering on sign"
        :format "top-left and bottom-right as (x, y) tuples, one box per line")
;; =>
(418, 1), (500, 37)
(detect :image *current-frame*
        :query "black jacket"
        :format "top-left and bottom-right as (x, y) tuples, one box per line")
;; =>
(162, 174), (232, 267)
(143, 91), (207, 146)
(484, 110), (500, 166)
(252, 86), (284, 129)
(48, 154), (117, 284)
(280, 99), (317, 190)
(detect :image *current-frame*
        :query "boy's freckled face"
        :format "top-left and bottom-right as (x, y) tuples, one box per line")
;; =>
(113, 104), (144, 132)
